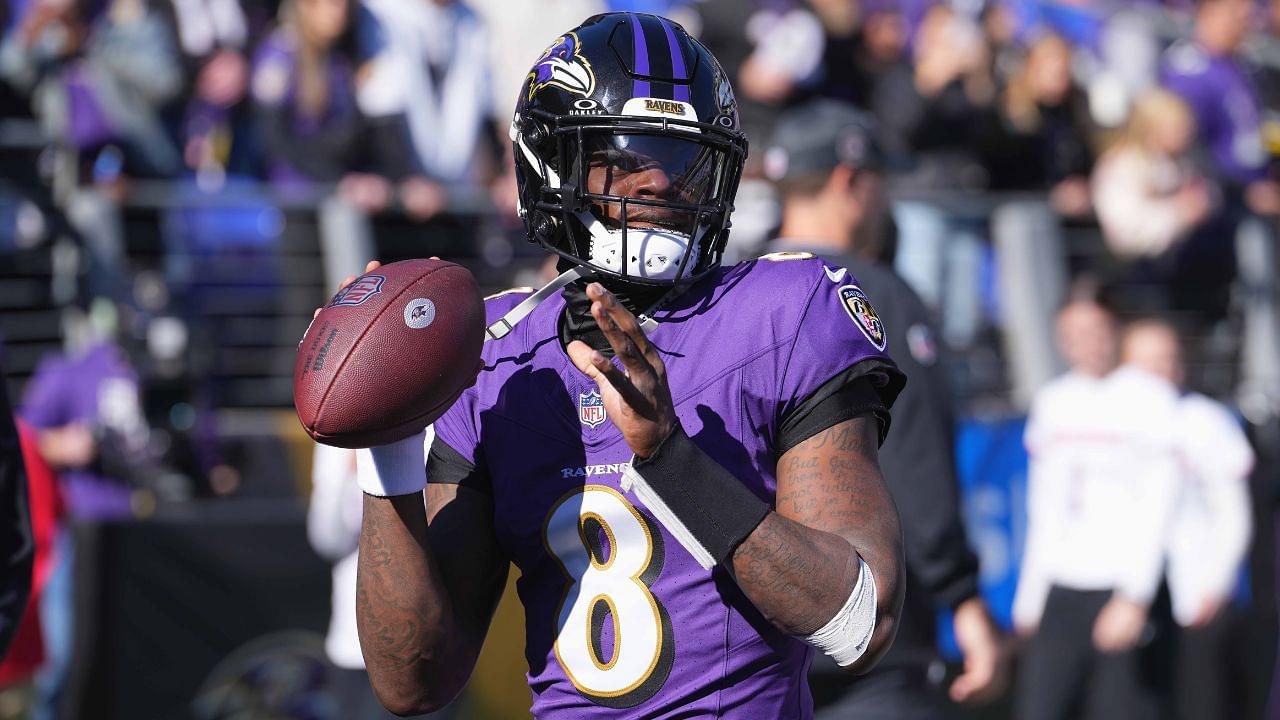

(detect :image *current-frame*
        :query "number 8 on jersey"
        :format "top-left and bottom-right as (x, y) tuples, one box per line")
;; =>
(543, 486), (676, 707)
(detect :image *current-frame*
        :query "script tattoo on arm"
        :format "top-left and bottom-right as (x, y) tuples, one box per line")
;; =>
(356, 484), (508, 714)
(729, 416), (905, 673)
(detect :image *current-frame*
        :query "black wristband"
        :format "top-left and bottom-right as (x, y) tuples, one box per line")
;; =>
(626, 423), (770, 568)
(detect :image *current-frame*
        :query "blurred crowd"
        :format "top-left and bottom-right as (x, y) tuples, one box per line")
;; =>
(1, 0), (1278, 393)
(1, 0), (1279, 719)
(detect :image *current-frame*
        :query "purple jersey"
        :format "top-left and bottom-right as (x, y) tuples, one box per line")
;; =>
(433, 255), (900, 718)
(20, 343), (144, 519)
(1162, 40), (1267, 185)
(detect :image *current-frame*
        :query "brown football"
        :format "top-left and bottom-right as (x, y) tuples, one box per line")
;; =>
(293, 259), (485, 449)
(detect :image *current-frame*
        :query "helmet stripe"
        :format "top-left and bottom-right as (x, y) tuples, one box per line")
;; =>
(657, 17), (690, 103)
(628, 14), (651, 98)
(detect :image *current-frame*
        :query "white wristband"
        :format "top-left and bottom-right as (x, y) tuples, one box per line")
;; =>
(354, 427), (433, 497)
(802, 556), (878, 667)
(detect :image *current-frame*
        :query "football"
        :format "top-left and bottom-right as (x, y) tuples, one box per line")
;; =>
(294, 258), (485, 448)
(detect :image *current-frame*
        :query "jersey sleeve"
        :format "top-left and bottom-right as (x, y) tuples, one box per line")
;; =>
(426, 289), (530, 492)
(429, 389), (484, 481)
(774, 262), (905, 444)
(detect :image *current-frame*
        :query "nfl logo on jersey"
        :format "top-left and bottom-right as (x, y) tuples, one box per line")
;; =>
(578, 390), (607, 428)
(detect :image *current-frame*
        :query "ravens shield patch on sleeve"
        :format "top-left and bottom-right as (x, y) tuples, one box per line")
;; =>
(838, 285), (886, 350)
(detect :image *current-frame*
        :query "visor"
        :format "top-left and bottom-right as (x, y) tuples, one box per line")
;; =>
(569, 131), (726, 239)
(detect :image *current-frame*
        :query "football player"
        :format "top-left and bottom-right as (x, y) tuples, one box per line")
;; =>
(349, 13), (906, 718)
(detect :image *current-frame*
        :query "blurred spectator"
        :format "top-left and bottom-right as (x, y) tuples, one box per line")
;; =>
(805, 0), (877, 109)
(0, 1), (84, 118)
(696, 0), (824, 155)
(873, 4), (994, 349)
(21, 300), (150, 720)
(874, 3), (993, 186)
(1160, 0), (1277, 321)
(765, 99), (1007, 718)
(1089, 3), (1163, 130)
(469, 0), (604, 124)
(1162, 0), (1280, 217)
(354, 0), (496, 220)
(251, 0), (363, 188)
(0, 419), (64, 706)
(172, 0), (257, 182)
(2, 0), (183, 178)
(168, 0), (248, 65)
(308, 440), (438, 719)
(308, 444), (372, 716)
(1091, 90), (1212, 262)
(980, 32), (1094, 218)
(468, 0), (604, 220)
(0, 365), (33, 666)
(1122, 319), (1254, 720)
(1014, 298), (1180, 720)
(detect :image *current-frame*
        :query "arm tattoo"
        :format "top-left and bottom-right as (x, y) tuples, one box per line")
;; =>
(355, 488), (507, 711)
(731, 417), (904, 661)
(357, 495), (442, 676)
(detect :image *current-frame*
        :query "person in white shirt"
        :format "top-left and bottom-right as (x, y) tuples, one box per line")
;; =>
(1122, 319), (1253, 720)
(309, 440), (442, 719)
(357, 0), (493, 183)
(1014, 299), (1181, 720)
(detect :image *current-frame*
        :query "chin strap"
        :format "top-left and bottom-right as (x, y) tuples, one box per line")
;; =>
(485, 263), (676, 343)
(486, 266), (590, 341)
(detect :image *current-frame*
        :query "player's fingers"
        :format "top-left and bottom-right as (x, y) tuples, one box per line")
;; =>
(565, 340), (604, 381)
(587, 285), (662, 376)
(338, 274), (356, 291)
(591, 300), (654, 380)
(567, 340), (650, 411)
(364, 260), (382, 273)
(587, 284), (656, 356)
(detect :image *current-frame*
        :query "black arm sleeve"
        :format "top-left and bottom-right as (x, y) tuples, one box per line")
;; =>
(0, 373), (33, 661)
(426, 435), (492, 496)
(776, 371), (890, 456)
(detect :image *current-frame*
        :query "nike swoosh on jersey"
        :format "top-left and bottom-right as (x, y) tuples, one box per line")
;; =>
(824, 265), (847, 283)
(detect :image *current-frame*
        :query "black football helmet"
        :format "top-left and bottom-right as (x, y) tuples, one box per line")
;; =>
(512, 12), (748, 287)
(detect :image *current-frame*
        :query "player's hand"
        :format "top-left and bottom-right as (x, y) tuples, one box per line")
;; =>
(949, 597), (1008, 704)
(315, 260), (384, 319)
(566, 283), (676, 459)
(1091, 596), (1147, 653)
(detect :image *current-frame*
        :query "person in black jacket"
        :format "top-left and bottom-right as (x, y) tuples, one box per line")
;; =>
(763, 99), (1007, 718)
(0, 357), (34, 662)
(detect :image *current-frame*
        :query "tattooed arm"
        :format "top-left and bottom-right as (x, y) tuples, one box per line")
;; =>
(357, 484), (508, 715)
(731, 416), (904, 673)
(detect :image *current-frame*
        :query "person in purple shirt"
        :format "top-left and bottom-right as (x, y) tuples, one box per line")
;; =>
(22, 342), (146, 521)
(1159, 0), (1280, 319)
(1161, 0), (1280, 210)
(338, 13), (907, 718)
(20, 302), (150, 720)
(251, 0), (363, 188)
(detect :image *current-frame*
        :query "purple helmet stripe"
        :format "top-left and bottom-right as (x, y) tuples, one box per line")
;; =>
(629, 14), (651, 97)
(657, 17), (690, 103)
